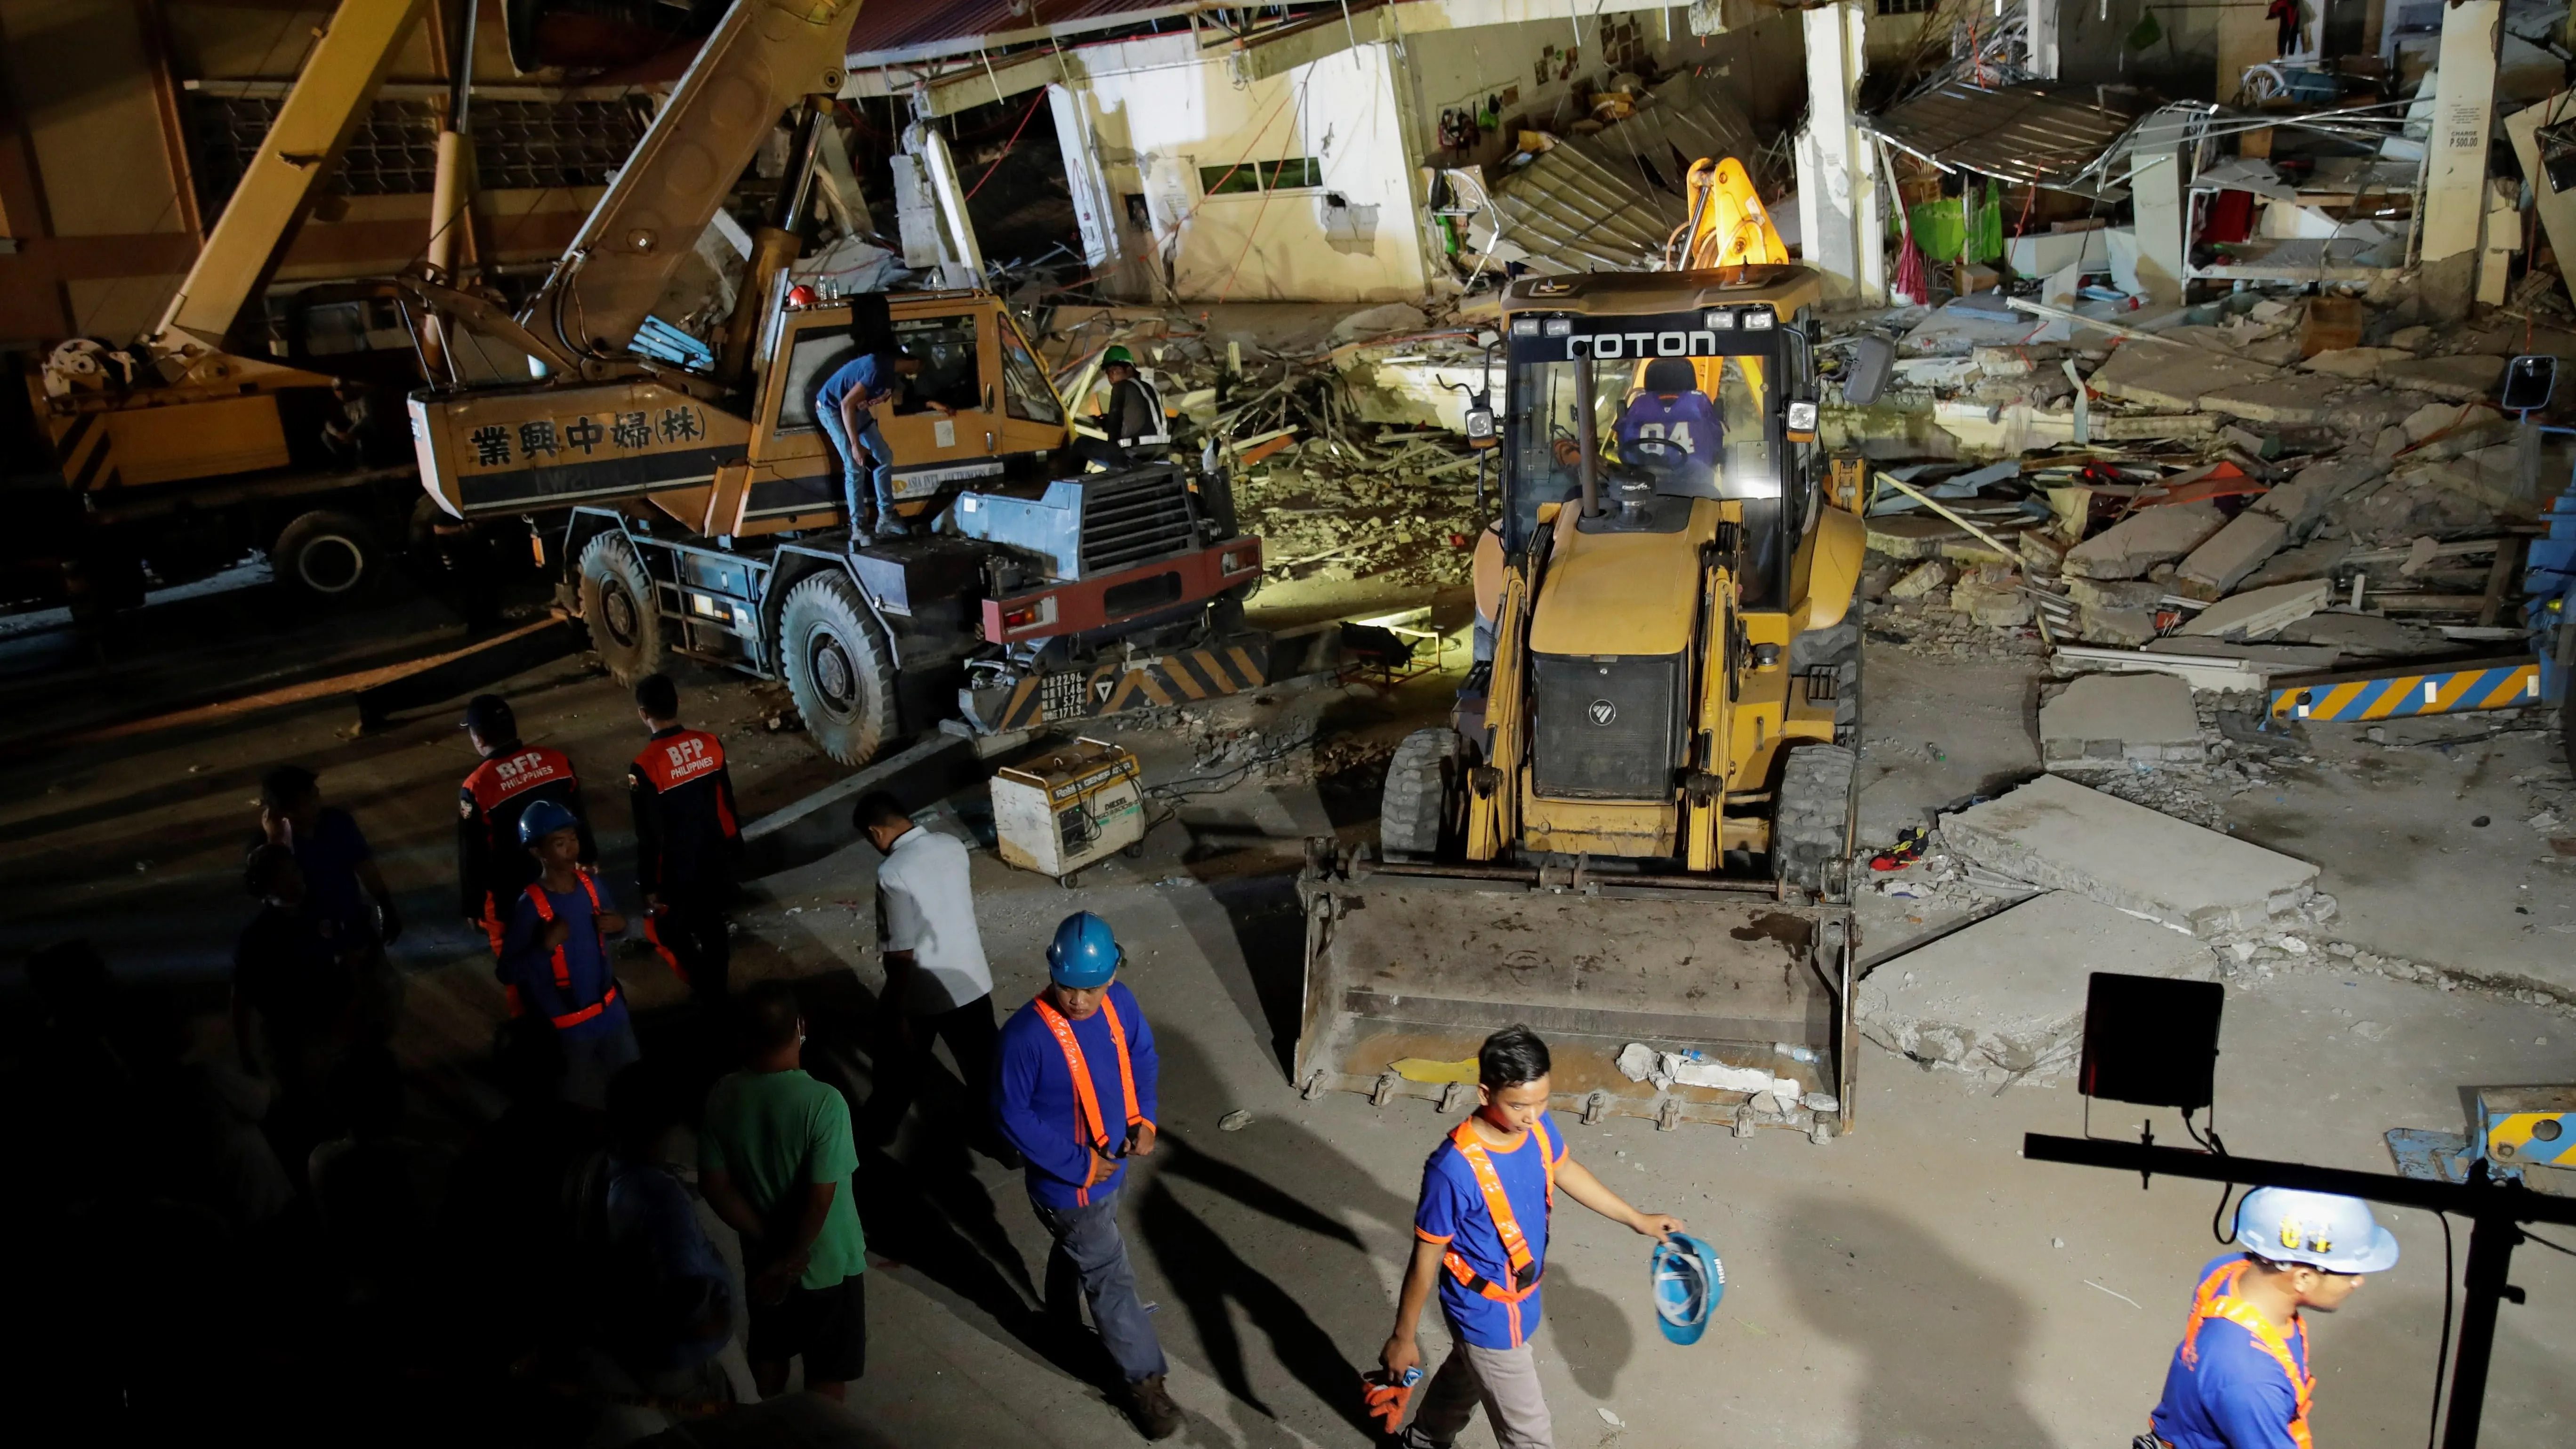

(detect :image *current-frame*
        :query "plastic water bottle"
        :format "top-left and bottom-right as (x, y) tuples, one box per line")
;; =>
(1774, 1043), (1819, 1064)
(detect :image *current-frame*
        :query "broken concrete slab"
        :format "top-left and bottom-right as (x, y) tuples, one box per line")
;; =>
(1951, 567), (2035, 627)
(2343, 473), (2512, 543)
(2065, 577), (2169, 612)
(1888, 559), (1950, 599)
(2377, 354), (2507, 402)
(1938, 773), (2321, 937)
(2238, 535), (2355, 590)
(2401, 400), (2473, 443)
(2302, 346), (2412, 378)
(2174, 514), (2288, 599)
(2177, 578), (2332, 639)
(2087, 338), (2284, 411)
(2063, 500), (2228, 580)
(2077, 605), (2160, 646)
(2041, 672), (2204, 768)
(2049, 644), (2269, 692)
(1858, 891), (2216, 1079)
(2141, 637), (2342, 670)
(2199, 373), (2348, 426)
(2271, 612), (2457, 657)
(2402, 446), (2544, 522)
(2173, 458), (2382, 598)
(1867, 514), (1974, 560)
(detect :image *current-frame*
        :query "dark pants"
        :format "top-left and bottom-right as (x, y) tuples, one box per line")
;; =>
(866, 992), (1000, 1143)
(747, 1271), (867, 1386)
(645, 883), (731, 1008)
(1034, 1186), (1167, 1384)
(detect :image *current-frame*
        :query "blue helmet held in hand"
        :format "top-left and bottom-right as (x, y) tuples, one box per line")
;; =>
(1650, 1233), (1726, 1345)
(518, 797), (579, 847)
(1047, 910), (1125, 989)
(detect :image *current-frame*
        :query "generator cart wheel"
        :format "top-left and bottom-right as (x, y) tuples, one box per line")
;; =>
(779, 572), (896, 767)
(1773, 742), (1858, 902)
(1379, 726), (1465, 861)
(273, 510), (380, 600)
(577, 532), (665, 684)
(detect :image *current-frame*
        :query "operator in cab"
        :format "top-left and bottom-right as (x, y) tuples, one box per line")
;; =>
(1613, 357), (1721, 476)
(1073, 345), (1169, 471)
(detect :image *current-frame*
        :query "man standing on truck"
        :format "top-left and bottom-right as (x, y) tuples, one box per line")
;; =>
(459, 693), (594, 959)
(817, 342), (938, 541)
(1380, 1025), (1683, 1449)
(627, 672), (741, 1013)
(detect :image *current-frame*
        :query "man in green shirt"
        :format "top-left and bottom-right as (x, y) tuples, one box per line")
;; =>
(701, 980), (868, 1400)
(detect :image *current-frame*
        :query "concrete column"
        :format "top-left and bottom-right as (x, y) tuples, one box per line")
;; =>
(2127, 113), (2191, 307)
(1793, 1), (1883, 303)
(2025, 0), (2060, 79)
(2421, 0), (2502, 320)
(1049, 85), (1121, 270)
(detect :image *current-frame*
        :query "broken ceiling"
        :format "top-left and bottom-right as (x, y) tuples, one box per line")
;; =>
(1861, 81), (2154, 193)
(1475, 71), (1765, 275)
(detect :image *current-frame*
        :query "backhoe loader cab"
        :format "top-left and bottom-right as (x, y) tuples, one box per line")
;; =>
(1293, 264), (1868, 1140)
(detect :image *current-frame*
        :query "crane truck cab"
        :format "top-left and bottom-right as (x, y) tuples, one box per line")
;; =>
(408, 285), (1271, 766)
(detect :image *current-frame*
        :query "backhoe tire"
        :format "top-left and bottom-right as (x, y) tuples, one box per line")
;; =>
(273, 510), (381, 601)
(780, 572), (897, 767)
(1788, 615), (1862, 742)
(577, 531), (664, 684)
(1379, 726), (1464, 861)
(1773, 742), (1857, 902)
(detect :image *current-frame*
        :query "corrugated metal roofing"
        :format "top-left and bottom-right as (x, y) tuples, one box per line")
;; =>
(1481, 72), (1766, 275)
(847, 0), (1195, 64)
(1860, 82), (2154, 189)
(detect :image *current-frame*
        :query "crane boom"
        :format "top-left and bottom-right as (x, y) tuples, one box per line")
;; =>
(151, 0), (430, 354)
(520, 0), (862, 366)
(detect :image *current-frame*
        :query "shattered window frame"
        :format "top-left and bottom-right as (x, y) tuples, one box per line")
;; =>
(1196, 157), (1324, 196)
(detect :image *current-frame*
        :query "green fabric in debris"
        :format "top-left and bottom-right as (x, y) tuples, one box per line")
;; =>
(2126, 7), (2163, 48)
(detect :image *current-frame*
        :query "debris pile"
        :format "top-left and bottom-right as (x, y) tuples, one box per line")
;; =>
(1837, 286), (2552, 687)
(1037, 306), (1496, 591)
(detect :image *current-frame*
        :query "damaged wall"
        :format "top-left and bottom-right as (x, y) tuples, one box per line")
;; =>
(1085, 40), (1429, 303)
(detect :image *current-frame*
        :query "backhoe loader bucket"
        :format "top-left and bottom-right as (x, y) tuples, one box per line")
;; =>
(1293, 843), (1857, 1139)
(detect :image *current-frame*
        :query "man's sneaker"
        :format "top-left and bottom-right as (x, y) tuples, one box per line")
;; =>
(875, 515), (912, 538)
(1125, 1374), (1184, 1440)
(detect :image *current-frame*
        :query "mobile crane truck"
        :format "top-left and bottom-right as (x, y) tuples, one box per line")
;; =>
(405, 0), (1286, 765)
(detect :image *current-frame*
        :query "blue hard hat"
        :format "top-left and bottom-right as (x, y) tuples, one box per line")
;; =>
(1650, 1233), (1725, 1345)
(517, 797), (579, 846)
(2234, 1187), (2400, 1273)
(1046, 911), (1125, 989)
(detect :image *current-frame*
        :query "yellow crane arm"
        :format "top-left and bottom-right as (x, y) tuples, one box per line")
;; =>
(522, 0), (864, 364)
(151, 0), (430, 354)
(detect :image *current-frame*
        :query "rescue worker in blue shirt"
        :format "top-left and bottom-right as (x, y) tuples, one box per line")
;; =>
(816, 342), (940, 541)
(1381, 1025), (1683, 1449)
(498, 798), (639, 1110)
(1613, 357), (1722, 476)
(991, 912), (1184, 1441)
(2143, 1186), (2400, 1449)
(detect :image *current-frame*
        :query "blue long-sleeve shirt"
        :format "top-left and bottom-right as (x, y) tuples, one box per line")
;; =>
(993, 983), (1159, 1208)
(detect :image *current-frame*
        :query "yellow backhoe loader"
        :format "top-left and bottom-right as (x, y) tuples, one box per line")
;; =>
(1295, 169), (1867, 1139)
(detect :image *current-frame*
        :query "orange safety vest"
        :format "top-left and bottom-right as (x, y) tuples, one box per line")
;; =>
(1031, 993), (1146, 1207)
(2176, 1259), (2316, 1449)
(1439, 1115), (1559, 1347)
(522, 871), (620, 1031)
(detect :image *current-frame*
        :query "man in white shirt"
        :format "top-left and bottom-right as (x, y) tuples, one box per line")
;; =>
(853, 792), (1017, 1164)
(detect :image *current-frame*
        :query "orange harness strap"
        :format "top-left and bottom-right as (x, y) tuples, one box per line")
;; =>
(2179, 1260), (2316, 1449)
(1438, 1117), (1558, 1345)
(1032, 994), (1144, 1206)
(522, 872), (618, 1030)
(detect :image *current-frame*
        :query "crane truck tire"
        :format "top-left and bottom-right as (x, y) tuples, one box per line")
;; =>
(1772, 742), (1857, 902)
(1378, 726), (1464, 861)
(273, 510), (380, 600)
(577, 532), (665, 684)
(779, 572), (896, 767)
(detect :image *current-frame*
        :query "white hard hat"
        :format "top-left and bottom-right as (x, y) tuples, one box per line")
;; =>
(2234, 1187), (2400, 1274)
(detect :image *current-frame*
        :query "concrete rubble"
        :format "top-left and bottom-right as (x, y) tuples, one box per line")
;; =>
(2039, 672), (2203, 769)
(1937, 773), (2325, 938)
(1858, 891), (2218, 1081)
